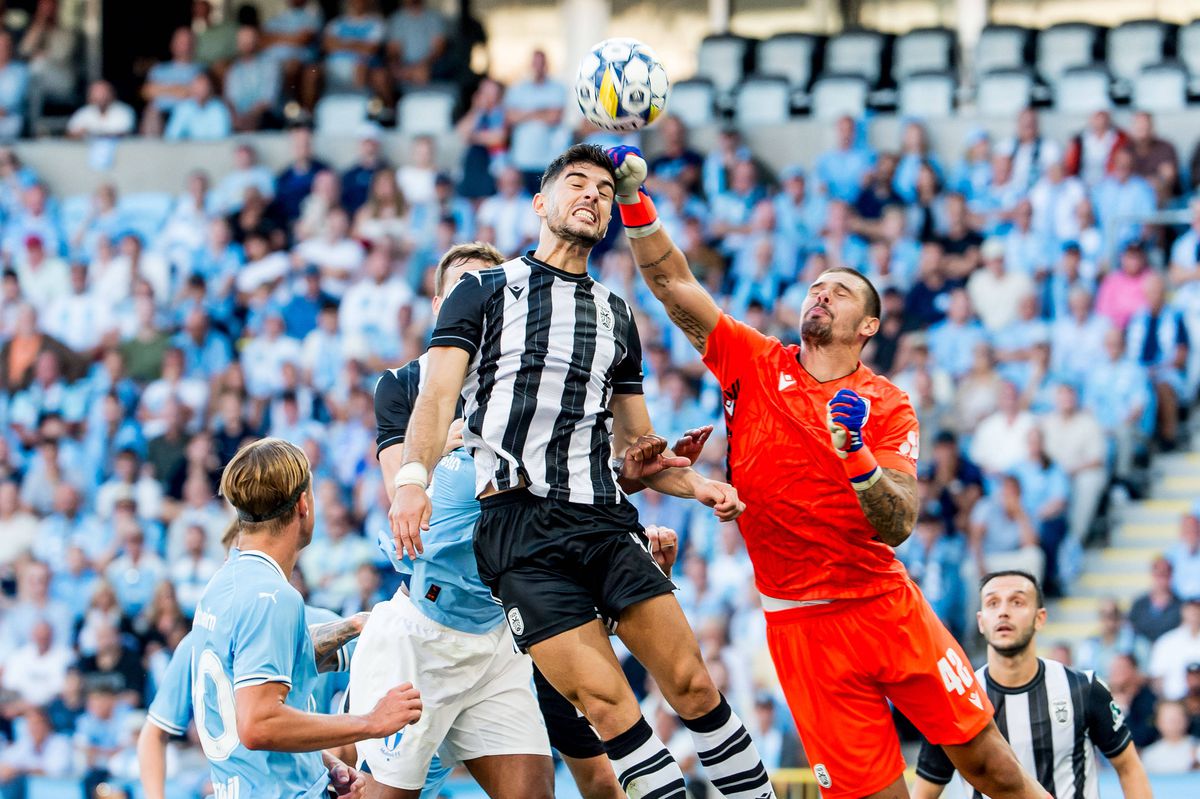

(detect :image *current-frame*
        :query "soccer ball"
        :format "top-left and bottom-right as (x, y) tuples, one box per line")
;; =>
(576, 38), (670, 132)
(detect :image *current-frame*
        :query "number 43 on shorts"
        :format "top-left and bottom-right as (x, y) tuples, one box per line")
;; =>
(937, 648), (984, 709)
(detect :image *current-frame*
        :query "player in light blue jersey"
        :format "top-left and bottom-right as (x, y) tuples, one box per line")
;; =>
(187, 438), (421, 799)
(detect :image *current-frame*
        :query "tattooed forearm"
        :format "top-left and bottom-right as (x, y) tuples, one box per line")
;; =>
(310, 613), (368, 673)
(856, 469), (918, 547)
(668, 303), (709, 352)
(638, 249), (674, 271)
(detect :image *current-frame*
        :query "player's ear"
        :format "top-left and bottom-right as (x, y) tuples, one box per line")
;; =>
(296, 489), (309, 519)
(976, 611), (985, 636)
(1034, 607), (1047, 631)
(532, 190), (548, 220)
(860, 314), (880, 338)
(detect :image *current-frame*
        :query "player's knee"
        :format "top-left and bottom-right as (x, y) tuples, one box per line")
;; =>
(660, 659), (719, 718)
(572, 685), (635, 735)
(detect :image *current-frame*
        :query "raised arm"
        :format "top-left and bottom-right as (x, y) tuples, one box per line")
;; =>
(310, 612), (369, 673)
(608, 147), (722, 352)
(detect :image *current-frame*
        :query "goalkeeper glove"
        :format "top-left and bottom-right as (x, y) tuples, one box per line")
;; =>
(606, 145), (661, 238)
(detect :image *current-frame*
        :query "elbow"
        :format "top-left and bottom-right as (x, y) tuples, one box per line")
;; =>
(236, 712), (269, 751)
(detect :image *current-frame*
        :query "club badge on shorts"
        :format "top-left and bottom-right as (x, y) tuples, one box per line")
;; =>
(507, 607), (525, 636)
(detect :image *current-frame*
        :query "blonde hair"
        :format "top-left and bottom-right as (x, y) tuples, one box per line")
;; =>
(221, 517), (240, 553)
(219, 438), (311, 534)
(433, 242), (504, 296)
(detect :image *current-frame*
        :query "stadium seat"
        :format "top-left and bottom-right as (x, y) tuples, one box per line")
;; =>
(1180, 21), (1200, 93)
(695, 34), (756, 99)
(734, 76), (791, 125)
(1053, 65), (1112, 113)
(824, 29), (889, 87)
(975, 68), (1035, 117)
(975, 24), (1032, 77)
(1037, 22), (1104, 86)
(397, 87), (457, 136)
(893, 27), (956, 83)
(756, 32), (821, 103)
(1107, 19), (1173, 94)
(898, 70), (956, 118)
(668, 78), (716, 127)
(811, 73), (869, 120)
(1132, 62), (1189, 113)
(314, 93), (369, 136)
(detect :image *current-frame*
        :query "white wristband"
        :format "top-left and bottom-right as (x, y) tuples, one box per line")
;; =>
(393, 462), (429, 491)
(624, 218), (662, 239)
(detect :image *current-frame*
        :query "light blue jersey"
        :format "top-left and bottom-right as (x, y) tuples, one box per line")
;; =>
(190, 549), (327, 799)
(374, 360), (504, 635)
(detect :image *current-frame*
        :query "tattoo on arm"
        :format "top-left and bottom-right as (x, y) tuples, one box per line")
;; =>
(310, 618), (363, 673)
(638, 249), (674, 271)
(857, 469), (918, 547)
(668, 303), (709, 352)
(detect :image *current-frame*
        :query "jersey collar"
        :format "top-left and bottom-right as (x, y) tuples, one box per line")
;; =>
(522, 252), (593, 284)
(238, 549), (288, 582)
(985, 657), (1046, 695)
(792, 349), (864, 386)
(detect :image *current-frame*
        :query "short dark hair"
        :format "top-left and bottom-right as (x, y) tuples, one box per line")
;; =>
(819, 267), (882, 319)
(981, 570), (1044, 608)
(434, 242), (505, 295)
(540, 143), (616, 192)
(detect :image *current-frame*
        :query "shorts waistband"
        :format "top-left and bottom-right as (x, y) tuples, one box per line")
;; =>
(478, 487), (536, 509)
(759, 592), (836, 613)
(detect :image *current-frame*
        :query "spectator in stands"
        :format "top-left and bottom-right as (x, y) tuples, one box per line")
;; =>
(78, 621), (144, 707)
(1084, 326), (1153, 486)
(1127, 111), (1179, 201)
(504, 50), (567, 195)
(0, 560), (72, 651)
(141, 26), (200, 136)
(378, 0), (449, 99)
(306, 0), (385, 104)
(0, 705), (72, 793)
(18, 0), (76, 107)
(0, 30), (28, 141)
(0, 480), (37, 567)
(1096, 240), (1153, 329)
(163, 71), (231, 141)
(396, 133), (437, 206)
(261, 0), (323, 106)
(813, 198), (866, 273)
(0, 618), (73, 708)
(340, 124), (389, 213)
(192, 0), (240, 77)
(1107, 652), (1161, 747)
(3, 182), (61, 260)
(66, 79), (135, 139)
(968, 473), (1044, 581)
(651, 115), (704, 196)
(894, 121), (942, 205)
(1064, 110), (1127, 187)
(896, 512), (967, 639)
(815, 115), (874, 203)
(1149, 597), (1200, 701)
(927, 288), (986, 379)
(1012, 427), (1070, 592)
(1185, 663), (1200, 738)
(1003, 107), (1062, 192)
(1127, 273), (1189, 449)
(951, 128), (992, 203)
(74, 684), (126, 794)
(1168, 197), (1200, 316)
(1051, 286), (1109, 385)
(934, 192), (982, 279)
(224, 25), (282, 133)
(352, 167), (410, 248)
(104, 522), (165, 617)
(300, 500), (373, 610)
(1002, 199), (1052, 278)
(1168, 513), (1200, 601)
(922, 430), (983, 534)
(1039, 383), (1105, 543)
(276, 126), (329, 222)
(476, 165), (537, 256)
(94, 449), (161, 524)
(1092, 149), (1157, 265)
(967, 237), (1033, 334)
(1140, 700), (1198, 773)
(12, 235), (66, 314)
(1029, 160), (1087, 248)
(853, 153), (900, 226)
(1075, 599), (1151, 681)
(35, 482), (106, 567)
(970, 380), (1037, 477)
(1132, 557), (1185, 643)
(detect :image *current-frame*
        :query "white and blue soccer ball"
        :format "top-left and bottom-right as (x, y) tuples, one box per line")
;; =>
(575, 37), (670, 132)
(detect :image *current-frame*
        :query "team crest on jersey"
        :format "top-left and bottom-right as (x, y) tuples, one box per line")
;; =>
(1053, 699), (1070, 725)
(813, 764), (832, 789)
(507, 607), (525, 636)
(596, 302), (614, 331)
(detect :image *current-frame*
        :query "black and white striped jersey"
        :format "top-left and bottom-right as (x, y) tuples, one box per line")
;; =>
(373, 355), (466, 455)
(428, 254), (644, 505)
(916, 658), (1133, 799)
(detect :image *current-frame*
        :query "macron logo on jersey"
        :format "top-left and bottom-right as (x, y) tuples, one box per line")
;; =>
(778, 372), (796, 391)
(509, 285), (524, 299)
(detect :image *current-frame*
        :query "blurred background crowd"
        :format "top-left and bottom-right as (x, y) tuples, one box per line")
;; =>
(1, 0), (1200, 796)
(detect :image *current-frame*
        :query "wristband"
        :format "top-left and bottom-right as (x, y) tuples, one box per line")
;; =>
(392, 461), (429, 491)
(840, 447), (881, 491)
(617, 190), (662, 238)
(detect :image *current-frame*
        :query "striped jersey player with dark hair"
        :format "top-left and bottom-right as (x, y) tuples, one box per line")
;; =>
(612, 144), (1050, 799)
(914, 571), (1152, 799)
(391, 145), (777, 799)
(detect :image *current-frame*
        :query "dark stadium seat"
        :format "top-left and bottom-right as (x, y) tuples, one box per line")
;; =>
(811, 73), (869, 120)
(397, 87), (457, 136)
(756, 32), (822, 109)
(1053, 65), (1112, 113)
(314, 93), (370, 136)
(1132, 61), (1189, 113)
(823, 28), (890, 87)
(1107, 19), (1175, 98)
(1036, 22), (1105, 87)
(696, 34), (757, 105)
(893, 27), (956, 84)
(668, 78), (717, 127)
(974, 24), (1033, 78)
(898, 70), (957, 119)
(734, 76), (792, 125)
(975, 67), (1035, 117)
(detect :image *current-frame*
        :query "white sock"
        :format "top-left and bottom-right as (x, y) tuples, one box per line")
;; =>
(603, 717), (688, 799)
(682, 695), (775, 799)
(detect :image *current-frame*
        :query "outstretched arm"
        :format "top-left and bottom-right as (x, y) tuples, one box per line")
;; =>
(310, 613), (369, 673)
(609, 147), (722, 352)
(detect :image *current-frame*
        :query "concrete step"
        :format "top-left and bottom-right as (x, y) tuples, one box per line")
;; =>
(1082, 546), (1169, 573)
(1041, 621), (1099, 642)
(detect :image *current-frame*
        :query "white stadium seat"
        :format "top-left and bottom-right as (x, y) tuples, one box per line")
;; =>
(898, 71), (956, 119)
(734, 76), (791, 125)
(975, 68), (1034, 117)
(1181, 21), (1200, 93)
(1107, 20), (1171, 87)
(1053, 65), (1112, 114)
(893, 27), (955, 83)
(314, 94), (369, 136)
(825, 29), (887, 86)
(975, 25), (1031, 77)
(397, 88), (457, 136)
(811, 73), (869, 120)
(668, 78), (716, 128)
(1037, 22), (1102, 85)
(757, 33), (820, 95)
(119, 192), (174, 241)
(1132, 62), (1189, 113)
(696, 34), (755, 98)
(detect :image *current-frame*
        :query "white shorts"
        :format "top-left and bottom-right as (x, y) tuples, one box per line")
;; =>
(348, 591), (551, 790)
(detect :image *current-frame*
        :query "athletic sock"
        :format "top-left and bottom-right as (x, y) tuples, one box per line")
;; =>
(681, 695), (776, 799)
(603, 717), (688, 799)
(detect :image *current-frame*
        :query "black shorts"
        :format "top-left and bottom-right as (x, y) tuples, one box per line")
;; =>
(473, 488), (674, 651)
(533, 664), (606, 759)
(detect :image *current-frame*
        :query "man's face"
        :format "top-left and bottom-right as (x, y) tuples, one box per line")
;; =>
(537, 162), (615, 248)
(978, 574), (1045, 655)
(799, 271), (876, 347)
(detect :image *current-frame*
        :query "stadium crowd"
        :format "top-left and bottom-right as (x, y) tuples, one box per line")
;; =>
(2, 7), (1200, 797)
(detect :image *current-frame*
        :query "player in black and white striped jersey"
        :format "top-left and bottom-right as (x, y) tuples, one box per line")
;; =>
(391, 143), (777, 799)
(915, 571), (1152, 799)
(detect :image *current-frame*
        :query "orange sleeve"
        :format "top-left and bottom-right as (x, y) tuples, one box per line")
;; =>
(868, 390), (920, 477)
(702, 313), (773, 387)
